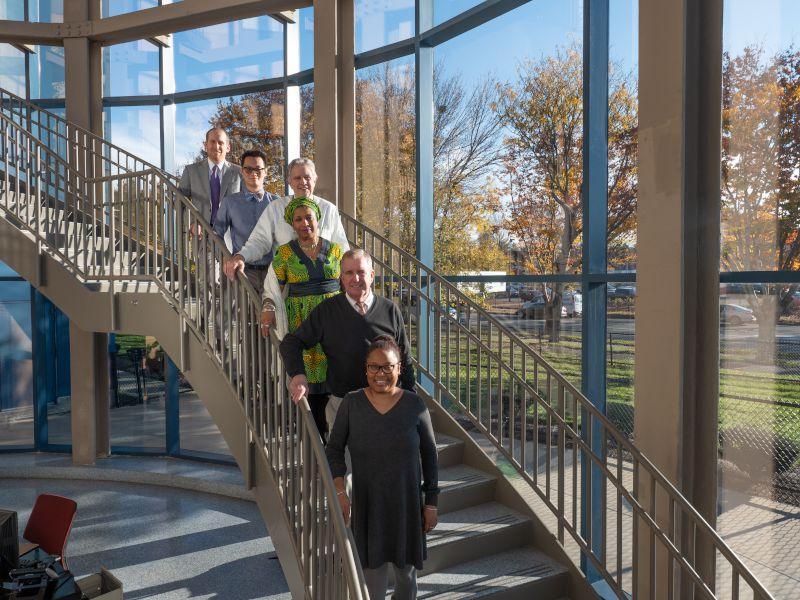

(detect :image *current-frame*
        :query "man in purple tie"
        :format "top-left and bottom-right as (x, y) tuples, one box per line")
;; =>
(178, 127), (242, 235)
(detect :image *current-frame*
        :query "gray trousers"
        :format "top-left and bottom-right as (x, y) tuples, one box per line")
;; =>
(326, 394), (352, 494)
(363, 563), (417, 600)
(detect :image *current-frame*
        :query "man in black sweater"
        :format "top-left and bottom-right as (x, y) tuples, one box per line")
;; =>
(279, 249), (415, 433)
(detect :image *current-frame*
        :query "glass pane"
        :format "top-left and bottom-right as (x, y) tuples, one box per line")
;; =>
(102, 0), (157, 18)
(433, 0), (582, 275)
(433, 0), (483, 26)
(0, 281), (33, 448)
(606, 281), (635, 438)
(721, 1), (800, 272)
(104, 105), (161, 168)
(103, 40), (160, 97)
(717, 281), (800, 594)
(356, 56), (416, 253)
(28, 0), (62, 22)
(0, 44), (26, 97)
(299, 6), (314, 72)
(174, 98), (219, 175)
(29, 45), (65, 99)
(179, 389), (233, 458)
(0, 1), (24, 19)
(40, 293), (71, 447)
(300, 83), (314, 161)
(109, 334), (165, 449)
(173, 16), (283, 93)
(608, 0), (638, 272)
(175, 91), (286, 194)
(355, 0), (414, 54)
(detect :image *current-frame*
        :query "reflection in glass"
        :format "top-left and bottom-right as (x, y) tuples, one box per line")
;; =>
(173, 17), (283, 92)
(356, 57), (416, 253)
(103, 40), (159, 97)
(28, 0), (62, 22)
(300, 83), (314, 161)
(355, 0), (414, 54)
(102, 0), (157, 18)
(109, 334), (165, 449)
(298, 6), (314, 73)
(0, 45), (26, 97)
(29, 45), (65, 99)
(0, 281), (33, 448)
(721, 1), (800, 272)
(717, 281), (800, 595)
(0, 1), (24, 20)
(606, 282), (635, 438)
(433, 0), (483, 26)
(104, 105), (162, 168)
(175, 98), (220, 174)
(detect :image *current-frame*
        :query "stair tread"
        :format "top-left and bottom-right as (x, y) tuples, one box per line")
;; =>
(435, 433), (463, 452)
(438, 464), (494, 492)
(427, 502), (528, 549)
(417, 547), (567, 599)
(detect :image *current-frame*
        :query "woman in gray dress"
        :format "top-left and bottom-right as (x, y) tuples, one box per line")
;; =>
(326, 335), (439, 600)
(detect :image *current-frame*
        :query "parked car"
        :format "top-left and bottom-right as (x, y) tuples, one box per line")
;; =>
(516, 298), (545, 319)
(721, 283), (765, 296)
(720, 303), (756, 326)
(608, 284), (636, 298)
(562, 291), (582, 317)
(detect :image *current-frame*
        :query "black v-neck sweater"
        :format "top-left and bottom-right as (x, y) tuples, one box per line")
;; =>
(279, 294), (416, 397)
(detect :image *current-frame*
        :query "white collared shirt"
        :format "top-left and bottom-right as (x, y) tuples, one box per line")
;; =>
(207, 158), (227, 176)
(237, 193), (350, 263)
(345, 291), (375, 314)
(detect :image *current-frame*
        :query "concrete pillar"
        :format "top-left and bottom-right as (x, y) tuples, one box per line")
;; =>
(69, 323), (110, 464)
(635, 0), (723, 594)
(63, 0), (109, 465)
(313, 0), (355, 213)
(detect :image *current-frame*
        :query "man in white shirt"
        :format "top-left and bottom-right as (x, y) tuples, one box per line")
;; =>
(223, 158), (349, 282)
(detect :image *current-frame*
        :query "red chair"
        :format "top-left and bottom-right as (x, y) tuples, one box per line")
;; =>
(23, 494), (78, 569)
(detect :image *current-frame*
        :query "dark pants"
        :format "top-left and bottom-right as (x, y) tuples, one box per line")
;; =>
(307, 393), (330, 442)
(244, 264), (270, 297)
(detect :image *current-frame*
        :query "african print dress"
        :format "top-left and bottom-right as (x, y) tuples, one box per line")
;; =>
(272, 238), (343, 392)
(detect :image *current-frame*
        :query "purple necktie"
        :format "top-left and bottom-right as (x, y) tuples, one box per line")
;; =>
(210, 165), (221, 225)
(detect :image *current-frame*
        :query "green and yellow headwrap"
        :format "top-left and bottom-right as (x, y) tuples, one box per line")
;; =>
(284, 196), (321, 225)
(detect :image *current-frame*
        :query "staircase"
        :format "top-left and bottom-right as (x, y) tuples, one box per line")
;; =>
(0, 89), (776, 600)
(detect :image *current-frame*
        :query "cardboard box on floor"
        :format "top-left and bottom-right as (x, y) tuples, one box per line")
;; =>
(76, 568), (123, 599)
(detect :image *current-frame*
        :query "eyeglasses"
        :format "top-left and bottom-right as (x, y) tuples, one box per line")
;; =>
(366, 363), (399, 374)
(243, 166), (266, 175)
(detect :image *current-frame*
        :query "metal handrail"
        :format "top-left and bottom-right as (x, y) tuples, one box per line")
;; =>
(342, 213), (775, 600)
(0, 88), (367, 599)
(0, 85), (775, 599)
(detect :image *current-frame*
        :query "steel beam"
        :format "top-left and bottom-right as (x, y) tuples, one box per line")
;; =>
(580, 0), (609, 583)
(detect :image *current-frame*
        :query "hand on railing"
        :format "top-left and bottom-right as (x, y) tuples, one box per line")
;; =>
(224, 254), (246, 280)
(334, 476), (351, 526)
(289, 374), (309, 404)
(260, 305), (275, 338)
(187, 222), (204, 239)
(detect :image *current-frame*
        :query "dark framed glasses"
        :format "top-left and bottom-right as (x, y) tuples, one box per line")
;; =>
(366, 363), (399, 374)
(243, 166), (266, 175)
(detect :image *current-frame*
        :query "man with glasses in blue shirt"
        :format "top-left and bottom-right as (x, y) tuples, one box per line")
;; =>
(213, 149), (280, 295)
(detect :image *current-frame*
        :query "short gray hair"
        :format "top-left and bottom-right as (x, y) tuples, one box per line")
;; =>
(341, 248), (373, 269)
(287, 157), (316, 176)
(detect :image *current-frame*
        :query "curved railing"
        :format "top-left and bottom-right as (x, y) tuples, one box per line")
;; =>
(0, 88), (368, 600)
(342, 214), (775, 600)
(0, 86), (776, 600)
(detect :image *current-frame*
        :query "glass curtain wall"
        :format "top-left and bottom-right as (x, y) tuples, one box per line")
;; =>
(716, 1), (800, 593)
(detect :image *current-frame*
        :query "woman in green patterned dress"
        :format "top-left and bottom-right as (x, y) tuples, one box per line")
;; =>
(267, 196), (343, 438)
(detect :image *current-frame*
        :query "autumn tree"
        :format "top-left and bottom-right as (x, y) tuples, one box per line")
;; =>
(198, 90), (287, 195)
(721, 46), (800, 359)
(496, 44), (638, 340)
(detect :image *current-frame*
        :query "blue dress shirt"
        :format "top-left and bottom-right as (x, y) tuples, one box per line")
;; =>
(213, 189), (280, 266)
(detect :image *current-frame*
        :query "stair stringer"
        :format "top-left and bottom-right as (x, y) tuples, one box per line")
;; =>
(0, 212), (308, 598)
(424, 395), (597, 600)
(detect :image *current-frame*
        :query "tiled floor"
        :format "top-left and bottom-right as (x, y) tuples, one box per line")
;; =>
(0, 476), (290, 599)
